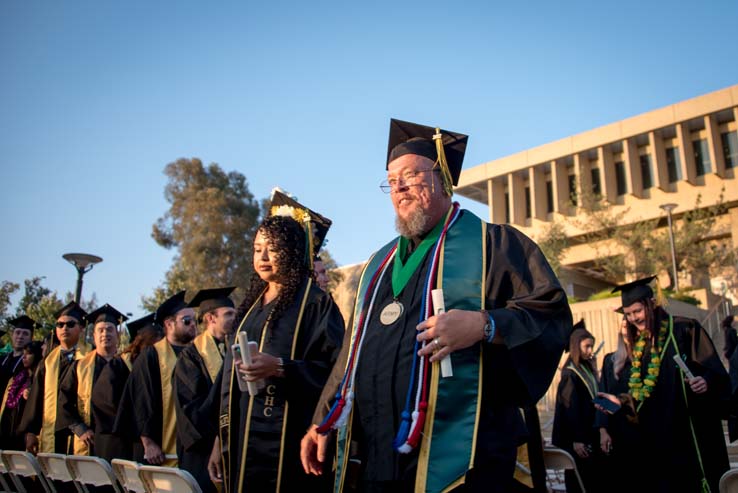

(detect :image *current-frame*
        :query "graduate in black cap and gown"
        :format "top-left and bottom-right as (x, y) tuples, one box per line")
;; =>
(0, 316), (36, 395)
(596, 276), (729, 492)
(301, 119), (571, 493)
(57, 304), (127, 459)
(174, 287), (236, 493)
(0, 340), (43, 451)
(216, 191), (344, 493)
(19, 301), (89, 454)
(91, 313), (161, 462)
(114, 292), (196, 466)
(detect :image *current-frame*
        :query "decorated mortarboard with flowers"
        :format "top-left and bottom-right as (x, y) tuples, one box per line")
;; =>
(386, 118), (469, 196)
(268, 188), (332, 264)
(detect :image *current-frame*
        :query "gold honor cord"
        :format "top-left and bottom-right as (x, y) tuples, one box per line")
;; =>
(433, 128), (454, 196)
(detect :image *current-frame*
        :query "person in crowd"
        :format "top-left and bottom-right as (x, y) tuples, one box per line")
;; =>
(174, 287), (236, 493)
(301, 119), (571, 493)
(19, 301), (88, 454)
(114, 292), (196, 466)
(313, 256), (330, 291)
(552, 323), (600, 493)
(0, 341), (43, 450)
(596, 276), (730, 492)
(213, 192), (344, 493)
(0, 315), (35, 393)
(57, 304), (126, 458)
(91, 313), (162, 462)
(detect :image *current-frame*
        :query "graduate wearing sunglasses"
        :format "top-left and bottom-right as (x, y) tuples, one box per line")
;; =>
(19, 301), (89, 454)
(114, 291), (196, 466)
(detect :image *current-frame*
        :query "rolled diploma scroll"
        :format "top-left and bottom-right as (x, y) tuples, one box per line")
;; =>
(237, 331), (264, 395)
(431, 289), (453, 378)
(672, 354), (695, 380)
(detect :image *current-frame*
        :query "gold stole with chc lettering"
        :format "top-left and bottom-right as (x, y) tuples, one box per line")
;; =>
(154, 338), (179, 467)
(72, 352), (97, 455)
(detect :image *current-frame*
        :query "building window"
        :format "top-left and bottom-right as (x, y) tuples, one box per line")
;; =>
(568, 174), (577, 206)
(722, 131), (738, 169)
(545, 180), (553, 213)
(504, 192), (510, 223)
(693, 139), (712, 176)
(639, 154), (653, 189)
(591, 168), (601, 197)
(524, 186), (531, 219)
(615, 161), (627, 195)
(665, 147), (681, 183)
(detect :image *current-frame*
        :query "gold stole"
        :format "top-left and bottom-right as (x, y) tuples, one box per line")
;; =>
(0, 378), (12, 422)
(121, 352), (133, 371)
(193, 332), (222, 384)
(41, 345), (86, 453)
(72, 352), (97, 455)
(153, 338), (178, 467)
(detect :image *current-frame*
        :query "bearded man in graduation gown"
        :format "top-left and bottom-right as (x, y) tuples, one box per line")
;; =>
(19, 302), (89, 454)
(114, 291), (196, 466)
(301, 119), (572, 493)
(56, 304), (126, 459)
(0, 316), (35, 394)
(174, 287), (235, 493)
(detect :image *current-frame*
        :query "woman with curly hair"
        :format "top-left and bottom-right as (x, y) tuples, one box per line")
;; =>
(217, 210), (344, 493)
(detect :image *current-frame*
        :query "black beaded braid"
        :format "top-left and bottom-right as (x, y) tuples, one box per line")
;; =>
(235, 215), (309, 328)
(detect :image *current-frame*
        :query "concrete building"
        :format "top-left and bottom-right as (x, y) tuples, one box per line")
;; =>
(456, 84), (738, 310)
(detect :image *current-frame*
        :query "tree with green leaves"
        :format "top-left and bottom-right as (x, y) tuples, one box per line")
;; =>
(142, 158), (261, 311)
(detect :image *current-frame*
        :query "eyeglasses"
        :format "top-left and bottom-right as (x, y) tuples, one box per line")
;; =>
(379, 168), (438, 194)
(178, 316), (195, 326)
(56, 321), (79, 329)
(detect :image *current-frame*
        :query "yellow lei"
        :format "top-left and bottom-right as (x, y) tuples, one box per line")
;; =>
(628, 318), (668, 403)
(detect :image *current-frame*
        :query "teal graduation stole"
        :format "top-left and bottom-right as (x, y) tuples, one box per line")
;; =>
(334, 209), (485, 493)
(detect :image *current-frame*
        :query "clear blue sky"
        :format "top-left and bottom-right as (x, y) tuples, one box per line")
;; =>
(2, 0), (737, 320)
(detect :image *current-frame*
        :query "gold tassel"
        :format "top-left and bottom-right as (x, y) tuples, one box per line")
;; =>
(655, 279), (667, 308)
(433, 128), (454, 196)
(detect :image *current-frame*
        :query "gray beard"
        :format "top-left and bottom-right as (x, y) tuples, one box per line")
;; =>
(395, 207), (430, 239)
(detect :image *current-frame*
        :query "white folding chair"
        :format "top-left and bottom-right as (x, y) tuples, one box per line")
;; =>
(0, 450), (15, 493)
(137, 465), (202, 493)
(65, 456), (123, 493)
(542, 446), (586, 493)
(37, 453), (83, 493)
(111, 460), (146, 493)
(1, 450), (54, 493)
(720, 467), (738, 493)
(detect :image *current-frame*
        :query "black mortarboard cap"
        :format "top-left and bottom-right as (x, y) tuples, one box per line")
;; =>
(189, 287), (236, 314)
(269, 189), (332, 256)
(86, 304), (128, 326)
(54, 301), (88, 323)
(386, 118), (469, 186)
(611, 276), (657, 308)
(126, 313), (160, 340)
(155, 291), (189, 325)
(8, 315), (39, 334)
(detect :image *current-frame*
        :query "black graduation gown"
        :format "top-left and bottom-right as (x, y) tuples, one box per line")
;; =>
(221, 281), (344, 493)
(0, 352), (24, 398)
(113, 344), (184, 463)
(551, 363), (600, 493)
(594, 352), (636, 493)
(18, 349), (77, 453)
(621, 312), (730, 492)
(0, 370), (31, 450)
(91, 356), (132, 462)
(56, 354), (108, 452)
(174, 341), (224, 493)
(313, 219), (572, 492)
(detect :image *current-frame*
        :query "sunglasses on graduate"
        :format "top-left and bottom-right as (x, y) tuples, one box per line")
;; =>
(178, 316), (195, 326)
(56, 321), (79, 329)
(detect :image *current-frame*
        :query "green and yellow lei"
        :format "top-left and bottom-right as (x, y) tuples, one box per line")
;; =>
(628, 318), (669, 403)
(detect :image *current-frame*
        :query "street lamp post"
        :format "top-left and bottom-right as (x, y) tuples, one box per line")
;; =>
(659, 204), (679, 292)
(62, 253), (103, 303)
